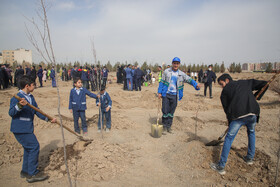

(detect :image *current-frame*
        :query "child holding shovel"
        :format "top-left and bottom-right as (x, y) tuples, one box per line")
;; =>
(9, 75), (57, 183)
(210, 73), (268, 175)
(96, 86), (112, 132)
(69, 77), (99, 135)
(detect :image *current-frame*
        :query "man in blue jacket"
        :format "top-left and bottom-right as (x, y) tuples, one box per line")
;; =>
(69, 77), (99, 135)
(125, 64), (134, 91)
(9, 75), (57, 183)
(158, 57), (201, 133)
(50, 66), (56, 87)
(134, 66), (144, 91)
(37, 65), (43, 87)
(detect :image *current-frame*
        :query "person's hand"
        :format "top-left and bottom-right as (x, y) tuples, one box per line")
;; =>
(98, 103), (101, 107)
(19, 98), (27, 106)
(106, 106), (110, 112)
(69, 109), (72, 113)
(97, 94), (100, 98)
(51, 118), (57, 123)
(158, 93), (162, 99)
(196, 83), (202, 89)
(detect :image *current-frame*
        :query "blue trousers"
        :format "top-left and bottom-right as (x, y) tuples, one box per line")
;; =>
(73, 110), (87, 133)
(98, 109), (111, 129)
(126, 78), (133, 91)
(51, 77), (56, 87)
(218, 115), (257, 168)
(162, 94), (177, 128)
(13, 133), (40, 176)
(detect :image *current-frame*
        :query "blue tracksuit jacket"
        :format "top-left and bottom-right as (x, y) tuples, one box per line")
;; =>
(9, 91), (48, 133)
(158, 68), (199, 101)
(69, 87), (97, 111)
(96, 92), (112, 112)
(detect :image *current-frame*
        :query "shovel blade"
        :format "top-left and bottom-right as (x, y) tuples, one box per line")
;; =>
(151, 124), (163, 138)
(205, 140), (224, 146)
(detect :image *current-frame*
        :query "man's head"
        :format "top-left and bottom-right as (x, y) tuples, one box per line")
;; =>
(73, 78), (82, 88)
(158, 66), (162, 70)
(208, 65), (213, 71)
(39, 65), (42, 69)
(172, 57), (180, 71)
(18, 75), (35, 92)
(217, 73), (232, 88)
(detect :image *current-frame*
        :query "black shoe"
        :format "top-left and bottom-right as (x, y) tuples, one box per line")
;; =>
(210, 96), (213, 99)
(167, 128), (173, 134)
(210, 163), (226, 175)
(26, 172), (49, 183)
(162, 127), (167, 135)
(243, 156), (254, 165)
(20, 171), (29, 178)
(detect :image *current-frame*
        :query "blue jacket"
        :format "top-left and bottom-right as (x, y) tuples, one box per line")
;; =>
(81, 70), (89, 81)
(69, 88), (97, 111)
(125, 68), (133, 79)
(134, 68), (144, 79)
(96, 92), (112, 112)
(50, 69), (55, 78)
(158, 68), (199, 101)
(37, 69), (43, 78)
(102, 69), (109, 78)
(9, 91), (48, 133)
(205, 70), (216, 84)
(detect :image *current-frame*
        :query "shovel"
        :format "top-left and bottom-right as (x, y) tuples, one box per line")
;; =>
(205, 72), (279, 146)
(151, 98), (163, 138)
(13, 94), (92, 142)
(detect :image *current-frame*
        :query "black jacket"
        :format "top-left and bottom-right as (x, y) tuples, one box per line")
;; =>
(221, 79), (268, 123)
(205, 70), (216, 84)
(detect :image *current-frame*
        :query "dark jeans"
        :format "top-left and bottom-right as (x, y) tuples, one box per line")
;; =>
(13, 133), (40, 176)
(162, 94), (177, 128)
(38, 77), (43, 87)
(204, 83), (212, 97)
(98, 109), (111, 129)
(102, 77), (107, 88)
(135, 78), (142, 91)
(73, 110), (87, 133)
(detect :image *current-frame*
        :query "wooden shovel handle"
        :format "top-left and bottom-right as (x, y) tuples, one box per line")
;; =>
(13, 94), (81, 138)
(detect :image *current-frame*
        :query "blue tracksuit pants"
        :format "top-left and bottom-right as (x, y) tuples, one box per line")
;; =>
(162, 94), (177, 128)
(98, 109), (111, 129)
(73, 110), (87, 133)
(13, 133), (40, 176)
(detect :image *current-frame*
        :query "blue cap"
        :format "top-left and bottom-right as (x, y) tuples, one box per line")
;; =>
(172, 57), (180, 63)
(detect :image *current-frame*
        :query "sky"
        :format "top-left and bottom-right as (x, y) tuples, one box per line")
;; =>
(0, 0), (280, 66)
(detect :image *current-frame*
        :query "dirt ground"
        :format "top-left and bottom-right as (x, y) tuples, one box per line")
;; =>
(0, 72), (279, 187)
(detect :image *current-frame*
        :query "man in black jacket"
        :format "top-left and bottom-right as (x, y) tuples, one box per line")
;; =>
(210, 73), (268, 175)
(204, 65), (216, 98)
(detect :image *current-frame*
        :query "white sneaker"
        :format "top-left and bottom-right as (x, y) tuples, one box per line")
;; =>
(98, 129), (101, 133)
(106, 128), (110, 133)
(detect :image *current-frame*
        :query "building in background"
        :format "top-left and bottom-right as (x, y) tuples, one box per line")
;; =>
(1, 48), (32, 65)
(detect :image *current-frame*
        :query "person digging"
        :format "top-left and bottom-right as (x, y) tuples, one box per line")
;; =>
(210, 73), (268, 175)
(157, 57), (201, 133)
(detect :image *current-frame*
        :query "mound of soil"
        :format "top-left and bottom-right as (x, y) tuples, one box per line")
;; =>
(163, 140), (278, 186)
(43, 139), (136, 181)
(0, 133), (23, 166)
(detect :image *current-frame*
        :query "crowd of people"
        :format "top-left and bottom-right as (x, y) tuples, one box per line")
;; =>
(116, 64), (155, 91)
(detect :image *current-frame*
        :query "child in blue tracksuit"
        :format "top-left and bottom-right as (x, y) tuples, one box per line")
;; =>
(96, 86), (112, 132)
(69, 78), (98, 135)
(9, 75), (57, 183)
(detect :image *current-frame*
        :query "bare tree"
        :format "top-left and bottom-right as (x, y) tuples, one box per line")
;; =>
(25, 0), (72, 186)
